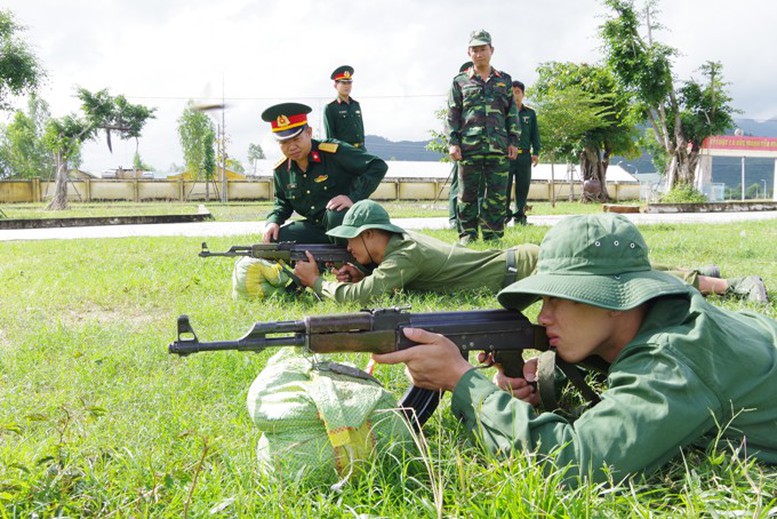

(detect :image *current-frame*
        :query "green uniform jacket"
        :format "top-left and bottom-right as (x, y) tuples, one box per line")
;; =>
(516, 104), (540, 154)
(323, 98), (365, 147)
(312, 230), (539, 304)
(267, 140), (387, 227)
(451, 289), (777, 484)
(446, 67), (520, 155)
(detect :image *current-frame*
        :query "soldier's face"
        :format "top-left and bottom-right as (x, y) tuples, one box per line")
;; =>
(278, 127), (313, 161)
(335, 80), (352, 98)
(512, 86), (524, 106)
(467, 44), (493, 67)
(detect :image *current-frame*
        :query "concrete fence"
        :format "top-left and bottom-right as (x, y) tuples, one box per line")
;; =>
(0, 176), (641, 204)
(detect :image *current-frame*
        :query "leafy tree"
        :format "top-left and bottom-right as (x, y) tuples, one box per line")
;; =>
(0, 94), (54, 179)
(599, 0), (737, 188)
(533, 62), (639, 201)
(42, 114), (92, 210)
(247, 143), (265, 174)
(44, 88), (156, 210)
(177, 102), (216, 200)
(0, 9), (44, 110)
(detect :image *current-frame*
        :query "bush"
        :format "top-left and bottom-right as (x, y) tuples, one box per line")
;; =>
(659, 183), (708, 204)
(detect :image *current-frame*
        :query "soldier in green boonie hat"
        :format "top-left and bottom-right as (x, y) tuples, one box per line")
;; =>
(293, 199), (539, 303)
(371, 213), (777, 486)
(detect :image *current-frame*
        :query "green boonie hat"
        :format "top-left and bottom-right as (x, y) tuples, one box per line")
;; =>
(497, 214), (689, 311)
(326, 200), (405, 239)
(331, 65), (354, 82)
(468, 29), (492, 46)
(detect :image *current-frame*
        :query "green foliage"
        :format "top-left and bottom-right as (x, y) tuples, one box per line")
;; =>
(76, 87), (156, 153)
(247, 143), (265, 174)
(0, 9), (44, 110)
(679, 61), (739, 152)
(0, 94), (54, 178)
(532, 62), (639, 165)
(659, 183), (708, 203)
(177, 102), (216, 181)
(426, 106), (452, 161)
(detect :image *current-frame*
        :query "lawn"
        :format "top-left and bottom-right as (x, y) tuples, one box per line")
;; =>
(1, 217), (775, 517)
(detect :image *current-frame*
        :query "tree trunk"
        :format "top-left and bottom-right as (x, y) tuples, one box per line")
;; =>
(579, 146), (610, 202)
(46, 151), (69, 210)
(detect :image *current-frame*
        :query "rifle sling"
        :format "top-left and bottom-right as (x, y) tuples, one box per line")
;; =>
(536, 350), (601, 411)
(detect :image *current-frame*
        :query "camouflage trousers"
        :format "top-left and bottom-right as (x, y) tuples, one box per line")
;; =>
(457, 154), (509, 241)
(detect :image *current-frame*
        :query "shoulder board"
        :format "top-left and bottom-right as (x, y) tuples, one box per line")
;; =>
(318, 142), (339, 153)
(273, 156), (287, 169)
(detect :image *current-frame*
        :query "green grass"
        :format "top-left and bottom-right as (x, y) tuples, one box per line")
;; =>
(1, 200), (601, 221)
(1, 221), (775, 516)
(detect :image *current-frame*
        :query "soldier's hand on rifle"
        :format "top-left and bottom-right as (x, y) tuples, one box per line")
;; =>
(326, 194), (354, 211)
(262, 223), (280, 243)
(478, 353), (540, 406)
(372, 327), (474, 392)
(293, 251), (320, 287)
(332, 263), (365, 283)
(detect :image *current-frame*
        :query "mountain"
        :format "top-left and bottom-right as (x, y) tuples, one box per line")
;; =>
(365, 135), (445, 161)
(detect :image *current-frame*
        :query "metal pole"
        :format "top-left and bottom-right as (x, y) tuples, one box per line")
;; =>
(220, 78), (227, 203)
(740, 156), (745, 200)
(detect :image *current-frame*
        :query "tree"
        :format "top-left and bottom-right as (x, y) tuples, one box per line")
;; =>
(533, 61), (639, 201)
(44, 88), (156, 210)
(0, 9), (44, 110)
(0, 93), (54, 179)
(247, 143), (265, 174)
(599, 0), (737, 189)
(177, 102), (216, 200)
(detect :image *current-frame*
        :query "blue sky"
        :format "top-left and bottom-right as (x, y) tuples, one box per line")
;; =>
(4, 0), (777, 172)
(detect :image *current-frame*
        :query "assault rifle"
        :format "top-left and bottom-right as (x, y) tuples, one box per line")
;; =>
(199, 241), (365, 290)
(199, 241), (355, 264)
(168, 308), (602, 428)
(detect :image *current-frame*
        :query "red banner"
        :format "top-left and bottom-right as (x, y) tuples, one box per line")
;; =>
(702, 135), (777, 152)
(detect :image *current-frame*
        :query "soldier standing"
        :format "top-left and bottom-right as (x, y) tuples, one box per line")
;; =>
(261, 102), (386, 244)
(505, 80), (541, 226)
(446, 30), (520, 244)
(323, 65), (366, 149)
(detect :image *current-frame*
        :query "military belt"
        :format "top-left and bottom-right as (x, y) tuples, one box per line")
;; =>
(351, 142), (364, 148)
(503, 248), (518, 288)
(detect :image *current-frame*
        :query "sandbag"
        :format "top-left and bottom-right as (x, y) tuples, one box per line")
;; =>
(231, 257), (292, 300)
(246, 349), (412, 487)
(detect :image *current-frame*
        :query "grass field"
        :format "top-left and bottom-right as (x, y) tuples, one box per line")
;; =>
(1, 207), (776, 517)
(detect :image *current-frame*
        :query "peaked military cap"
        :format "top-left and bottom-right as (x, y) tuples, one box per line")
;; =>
(261, 102), (311, 141)
(331, 65), (354, 82)
(468, 29), (492, 46)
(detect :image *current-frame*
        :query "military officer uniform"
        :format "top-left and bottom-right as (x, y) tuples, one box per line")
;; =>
(324, 65), (366, 149)
(506, 97), (540, 225)
(261, 103), (387, 243)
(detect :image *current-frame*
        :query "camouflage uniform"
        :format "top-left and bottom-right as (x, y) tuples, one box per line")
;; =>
(447, 67), (520, 241)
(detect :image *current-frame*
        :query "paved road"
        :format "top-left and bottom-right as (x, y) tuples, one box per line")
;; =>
(2, 211), (776, 242)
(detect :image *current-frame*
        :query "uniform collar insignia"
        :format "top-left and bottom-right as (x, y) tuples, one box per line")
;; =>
(311, 151), (321, 163)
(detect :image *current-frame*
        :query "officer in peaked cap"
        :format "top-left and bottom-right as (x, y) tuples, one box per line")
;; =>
(324, 65), (366, 149)
(260, 101), (387, 245)
(261, 102), (312, 141)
